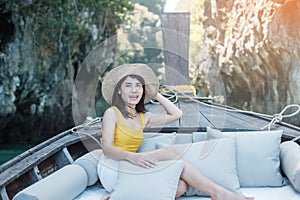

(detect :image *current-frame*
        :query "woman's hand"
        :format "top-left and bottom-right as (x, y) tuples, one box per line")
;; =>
(126, 152), (159, 168)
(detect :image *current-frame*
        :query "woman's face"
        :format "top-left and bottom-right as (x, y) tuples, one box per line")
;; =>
(120, 76), (144, 106)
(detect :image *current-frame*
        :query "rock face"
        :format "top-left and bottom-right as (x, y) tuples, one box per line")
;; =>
(0, 2), (118, 143)
(198, 0), (300, 125)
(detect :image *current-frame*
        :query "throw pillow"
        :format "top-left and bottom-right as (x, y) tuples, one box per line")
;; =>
(280, 141), (300, 192)
(110, 160), (184, 200)
(207, 127), (283, 187)
(138, 132), (176, 152)
(168, 137), (240, 196)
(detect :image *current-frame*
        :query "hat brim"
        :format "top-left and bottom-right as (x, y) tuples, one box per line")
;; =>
(102, 63), (159, 104)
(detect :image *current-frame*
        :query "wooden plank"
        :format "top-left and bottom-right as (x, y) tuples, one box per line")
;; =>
(178, 100), (211, 131)
(0, 134), (76, 186)
(0, 131), (98, 187)
(196, 103), (264, 131)
(0, 188), (9, 200)
(225, 109), (300, 137)
(224, 110), (270, 129)
(195, 102), (300, 137)
(161, 13), (190, 85)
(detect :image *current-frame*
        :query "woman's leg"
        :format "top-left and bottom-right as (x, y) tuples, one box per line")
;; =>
(176, 179), (187, 198)
(146, 147), (254, 200)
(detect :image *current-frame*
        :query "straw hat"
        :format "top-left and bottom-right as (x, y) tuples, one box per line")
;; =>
(102, 63), (159, 104)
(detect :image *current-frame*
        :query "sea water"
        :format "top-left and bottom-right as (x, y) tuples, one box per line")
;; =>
(0, 144), (32, 165)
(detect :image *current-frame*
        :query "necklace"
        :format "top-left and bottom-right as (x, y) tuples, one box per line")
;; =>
(126, 105), (137, 119)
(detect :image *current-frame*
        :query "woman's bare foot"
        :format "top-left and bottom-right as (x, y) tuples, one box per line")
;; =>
(175, 179), (187, 198)
(100, 194), (110, 200)
(212, 190), (254, 200)
(100, 190), (114, 200)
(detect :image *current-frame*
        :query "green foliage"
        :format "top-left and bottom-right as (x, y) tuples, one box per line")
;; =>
(17, 0), (134, 53)
(95, 94), (109, 116)
(115, 3), (164, 67)
(138, 0), (166, 14)
(13, 1), (165, 117)
(11, 0), (135, 118)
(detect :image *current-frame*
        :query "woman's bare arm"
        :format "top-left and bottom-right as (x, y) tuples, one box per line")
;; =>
(101, 108), (129, 160)
(145, 93), (182, 127)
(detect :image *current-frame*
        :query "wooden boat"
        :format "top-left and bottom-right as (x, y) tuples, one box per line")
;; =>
(1, 13), (300, 200)
(0, 92), (300, 199)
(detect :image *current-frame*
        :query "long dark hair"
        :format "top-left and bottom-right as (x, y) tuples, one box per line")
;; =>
(112, 75), (146, 118)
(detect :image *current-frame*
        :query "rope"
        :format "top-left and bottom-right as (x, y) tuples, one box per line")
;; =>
(161, 85), (225, 104)
(158, 85), (300, 131)
(150, 88), (178, 104)
(71, 117), (102, 147)
(261, 104), (300, 131)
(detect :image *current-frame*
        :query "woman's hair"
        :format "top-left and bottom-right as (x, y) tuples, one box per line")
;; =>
(111, 74), (146, 118)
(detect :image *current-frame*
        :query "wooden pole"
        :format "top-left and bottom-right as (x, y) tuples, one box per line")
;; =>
(161, 12), (190, 85)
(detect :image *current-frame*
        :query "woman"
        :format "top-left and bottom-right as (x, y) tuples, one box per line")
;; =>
(99, 63), (253, 200)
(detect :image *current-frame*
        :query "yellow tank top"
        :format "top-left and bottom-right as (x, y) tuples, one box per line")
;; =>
(112, 106), (144, 153)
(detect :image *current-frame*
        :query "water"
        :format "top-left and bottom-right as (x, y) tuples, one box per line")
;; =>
(0, 144), (33, 165)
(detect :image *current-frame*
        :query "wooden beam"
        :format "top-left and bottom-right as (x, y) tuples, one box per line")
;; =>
(161, 12), (190, 85)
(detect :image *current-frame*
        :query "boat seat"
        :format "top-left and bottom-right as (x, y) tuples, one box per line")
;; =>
(74, 179), (300, 200)
(13, 132), (300, 200)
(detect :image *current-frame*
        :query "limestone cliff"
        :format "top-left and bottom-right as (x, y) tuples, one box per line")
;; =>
(196, 0), (300, 125)
(0, 1), (125, 143)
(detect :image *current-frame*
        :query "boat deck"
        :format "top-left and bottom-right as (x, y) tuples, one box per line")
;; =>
(1, 98), (299, 200)
(146, 99), (300, 140)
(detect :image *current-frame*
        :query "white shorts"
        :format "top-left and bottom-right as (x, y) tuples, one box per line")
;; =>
(97, 155), (118, 192)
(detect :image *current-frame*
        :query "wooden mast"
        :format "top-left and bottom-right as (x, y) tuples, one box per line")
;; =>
(160, 12), (190, 85)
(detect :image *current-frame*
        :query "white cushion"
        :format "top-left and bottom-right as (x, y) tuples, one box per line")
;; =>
(138, 132), (176, 152)
(156, 142), (171, 149)
(192, 132), (208, 142)
(74, 181), (300, 200)
(280, 141), (300, 192)
(207, 127), (283, 187)
(97, 155), (119, 192)
(75, 149), (103, 186)
(110, 160), (184, 200)
(13, 164), (88, 200)
(169, 137), (240, 196)
(175, 133), (193, 144)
